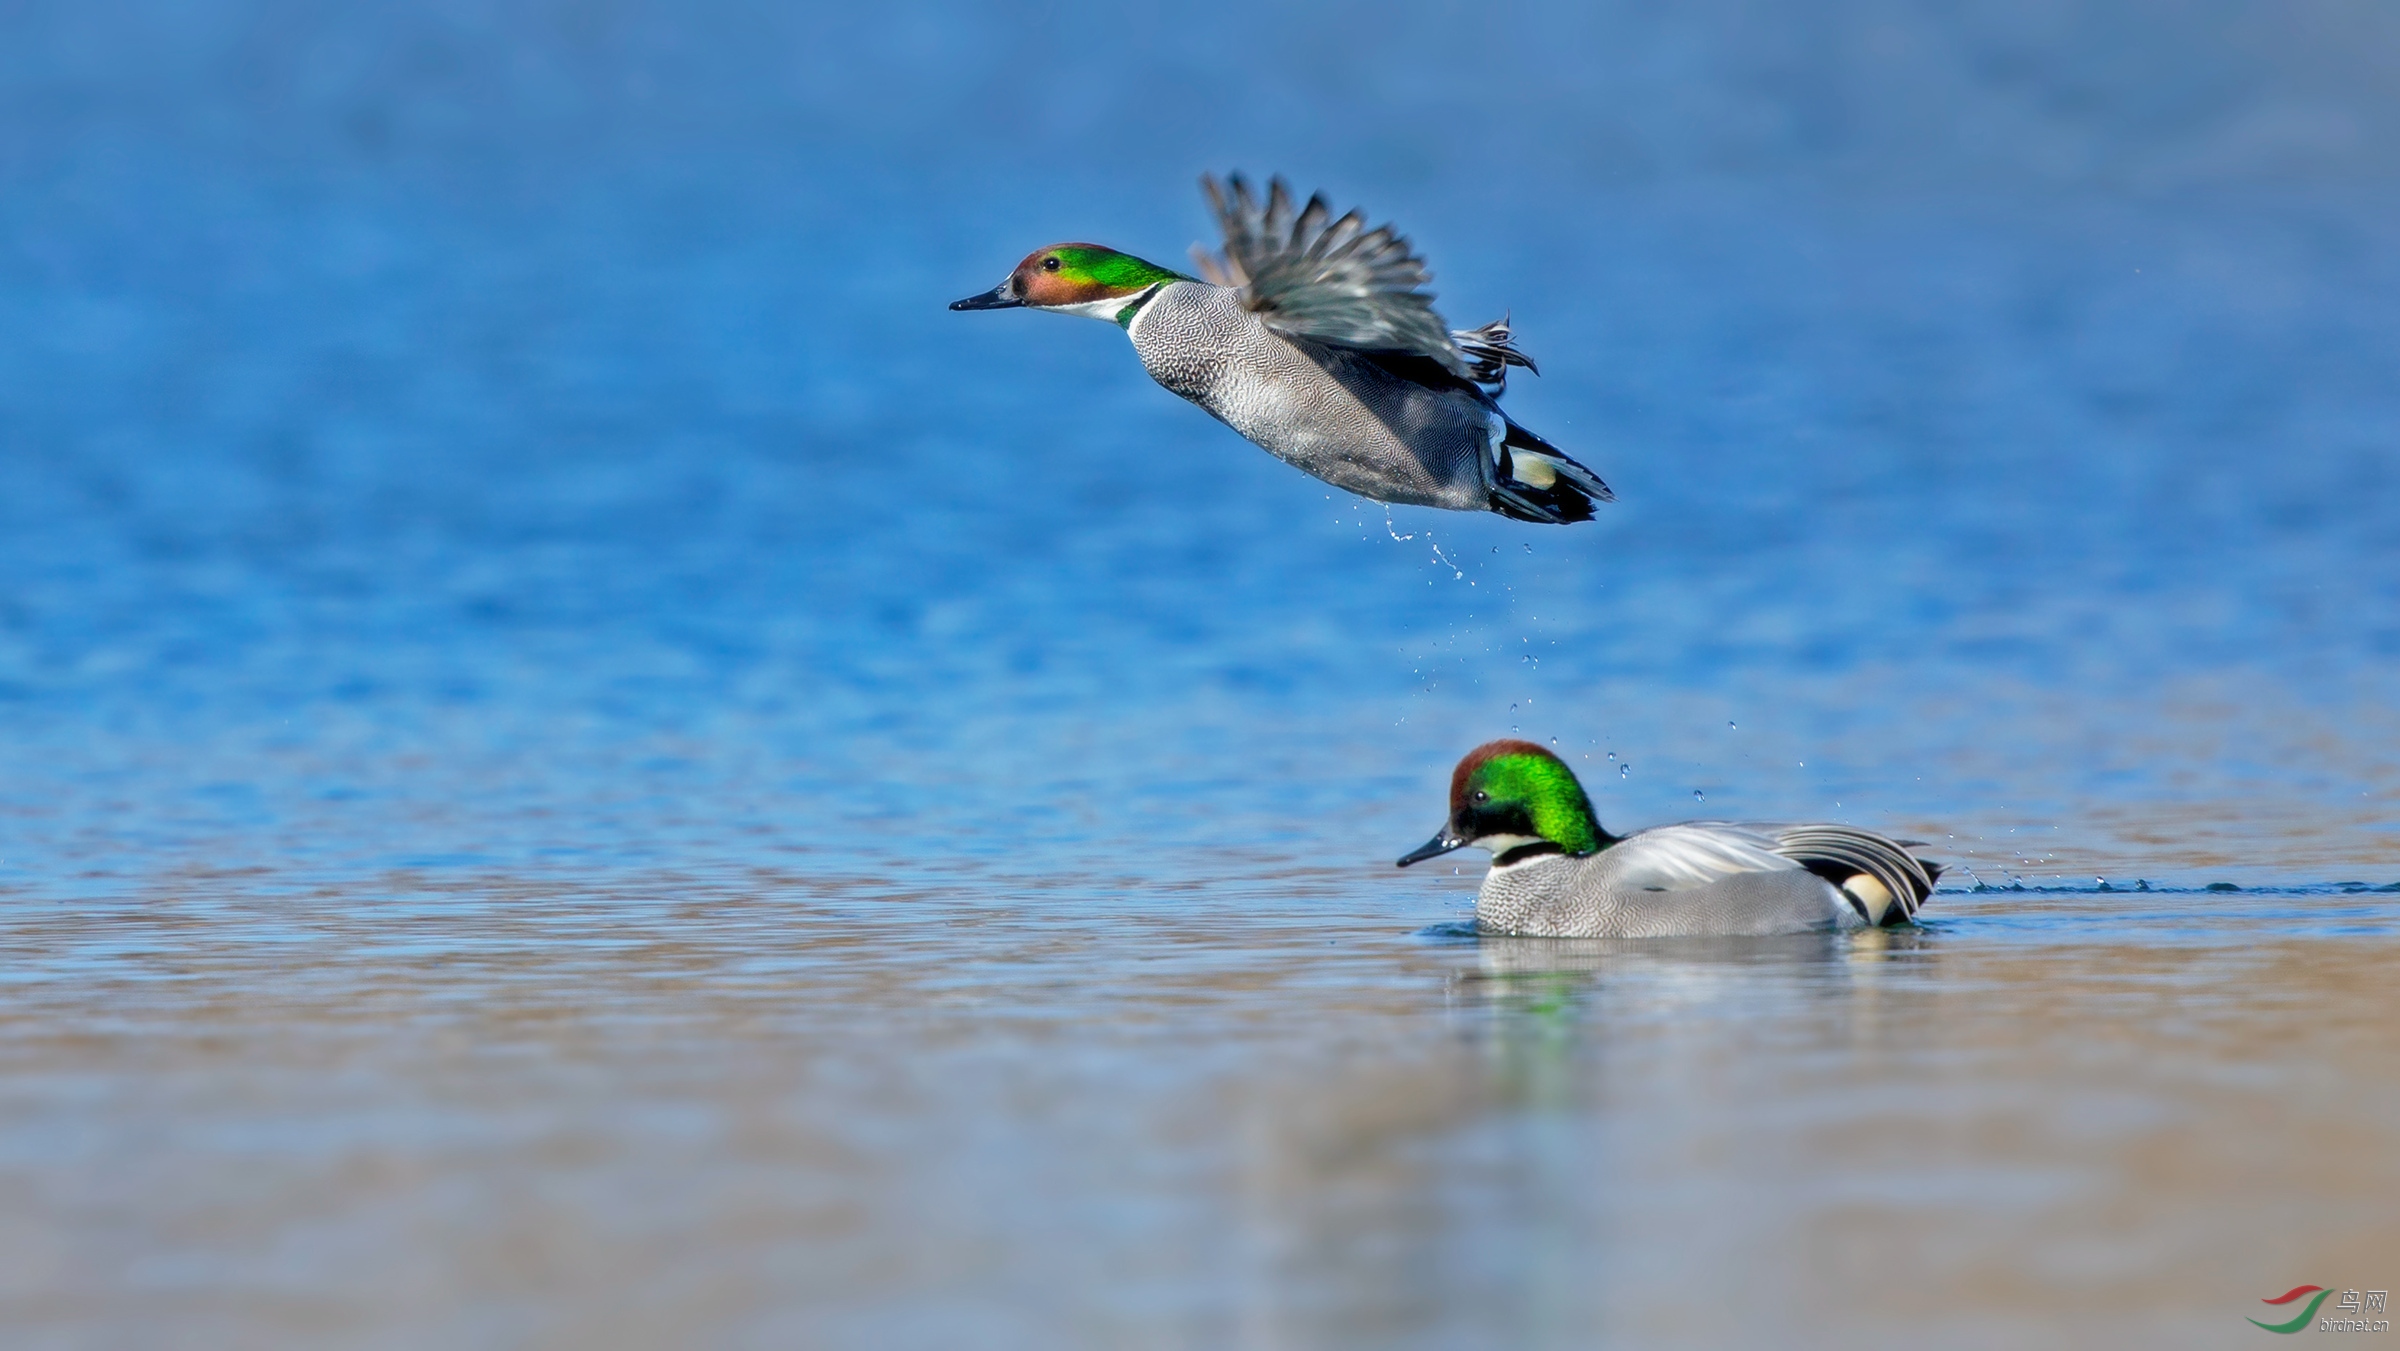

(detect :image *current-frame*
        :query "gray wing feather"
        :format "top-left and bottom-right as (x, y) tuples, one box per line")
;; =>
(1769, 825), (1938, 923)
(1198, 174), (1468, 375)
(1609, 824), (1805, 891)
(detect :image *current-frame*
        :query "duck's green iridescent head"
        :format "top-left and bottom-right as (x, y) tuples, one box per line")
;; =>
(1396, 739), (1609, 867)
(950, 244), (1188, 324)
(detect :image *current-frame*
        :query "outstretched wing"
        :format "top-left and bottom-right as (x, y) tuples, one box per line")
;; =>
(1195, 174), (1468, 376)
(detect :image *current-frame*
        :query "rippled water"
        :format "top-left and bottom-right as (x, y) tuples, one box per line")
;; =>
(4, 1), (2397, 1345)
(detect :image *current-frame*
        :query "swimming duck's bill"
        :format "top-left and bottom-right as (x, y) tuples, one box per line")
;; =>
(1396, 828), (1468, 867)
(949, 282), (1024, 311)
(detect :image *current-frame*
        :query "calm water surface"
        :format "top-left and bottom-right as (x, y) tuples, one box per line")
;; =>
(3, 1), (2397, 1346)
(7, 879), (2397, 1347)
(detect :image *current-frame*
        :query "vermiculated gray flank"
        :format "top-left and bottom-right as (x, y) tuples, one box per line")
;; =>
(1128, 280), (1499, 511)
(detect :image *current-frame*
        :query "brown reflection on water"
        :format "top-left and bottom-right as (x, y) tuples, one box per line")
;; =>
(1, 875), (2394, 1348)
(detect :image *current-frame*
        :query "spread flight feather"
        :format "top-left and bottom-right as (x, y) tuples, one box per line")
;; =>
(1193, 174), (1535, 388)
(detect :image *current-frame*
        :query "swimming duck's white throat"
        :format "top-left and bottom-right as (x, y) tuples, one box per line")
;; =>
(1485, 835), (1574, 869)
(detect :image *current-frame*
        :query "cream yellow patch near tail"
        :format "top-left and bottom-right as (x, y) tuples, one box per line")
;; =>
(1841, 873), (1897, 926)
(1508, 451), (1558, 488)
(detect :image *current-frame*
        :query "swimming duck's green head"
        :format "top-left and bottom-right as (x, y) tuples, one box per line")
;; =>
(1396, 739), (1609, 867)
(950, 244), (1187, 324)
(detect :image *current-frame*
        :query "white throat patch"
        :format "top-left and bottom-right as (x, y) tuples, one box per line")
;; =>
(1480, 834), (1546, 864)
(1050, 291), (1147, 322)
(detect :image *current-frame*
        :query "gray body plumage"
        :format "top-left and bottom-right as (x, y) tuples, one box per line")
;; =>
(1474, 821), (1935, 938)
(1128, 282), (1496, 511)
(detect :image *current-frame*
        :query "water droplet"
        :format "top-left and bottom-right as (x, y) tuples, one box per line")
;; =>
(1619, 763), (1630, 778)
(1605, 751), (1616, 761)
(1523, 542), (1533, 553)
(1727, 721), (1737, 730)
(1692, 789), (1704, 802)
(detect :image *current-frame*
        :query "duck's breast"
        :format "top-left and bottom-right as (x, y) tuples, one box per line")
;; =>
(1128, 283), (1491, 509)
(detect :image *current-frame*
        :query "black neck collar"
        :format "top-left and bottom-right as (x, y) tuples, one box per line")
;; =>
(1114, 282), (1167, 329)
(1493, 841), (1566, 867)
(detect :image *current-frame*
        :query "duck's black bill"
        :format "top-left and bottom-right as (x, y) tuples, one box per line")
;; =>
(1396, 830), (1465, 868)
(949, 285), (1023, 311)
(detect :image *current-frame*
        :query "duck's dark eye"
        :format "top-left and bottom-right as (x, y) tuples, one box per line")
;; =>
(1042, 256), (1062, 272)
(1472, 790), (1489, 803)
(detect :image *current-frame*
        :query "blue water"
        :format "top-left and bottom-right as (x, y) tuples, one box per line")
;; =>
(4, 2), (2398, 1345)
(5, 0), (2396, 898)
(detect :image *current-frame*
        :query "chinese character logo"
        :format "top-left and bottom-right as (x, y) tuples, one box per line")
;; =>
(2252, 1286), (2331, 1334)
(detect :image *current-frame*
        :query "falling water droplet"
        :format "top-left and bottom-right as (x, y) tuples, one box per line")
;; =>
(1606, 752), (1616, 762)
(1727, 721), (1737, 730)
(1692, 789), (1704, 802)
(1620, 763), (1631, 778)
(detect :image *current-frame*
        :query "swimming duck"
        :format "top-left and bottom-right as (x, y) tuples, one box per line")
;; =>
(1397, 740), (1941, 936)
(950, 174), (1612, 524)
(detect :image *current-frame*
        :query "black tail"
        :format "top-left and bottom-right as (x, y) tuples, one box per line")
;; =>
(1488, 420), (1614, 525)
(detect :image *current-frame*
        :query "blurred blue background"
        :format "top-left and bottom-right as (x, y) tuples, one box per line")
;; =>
(2, 0), (2395, 890)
